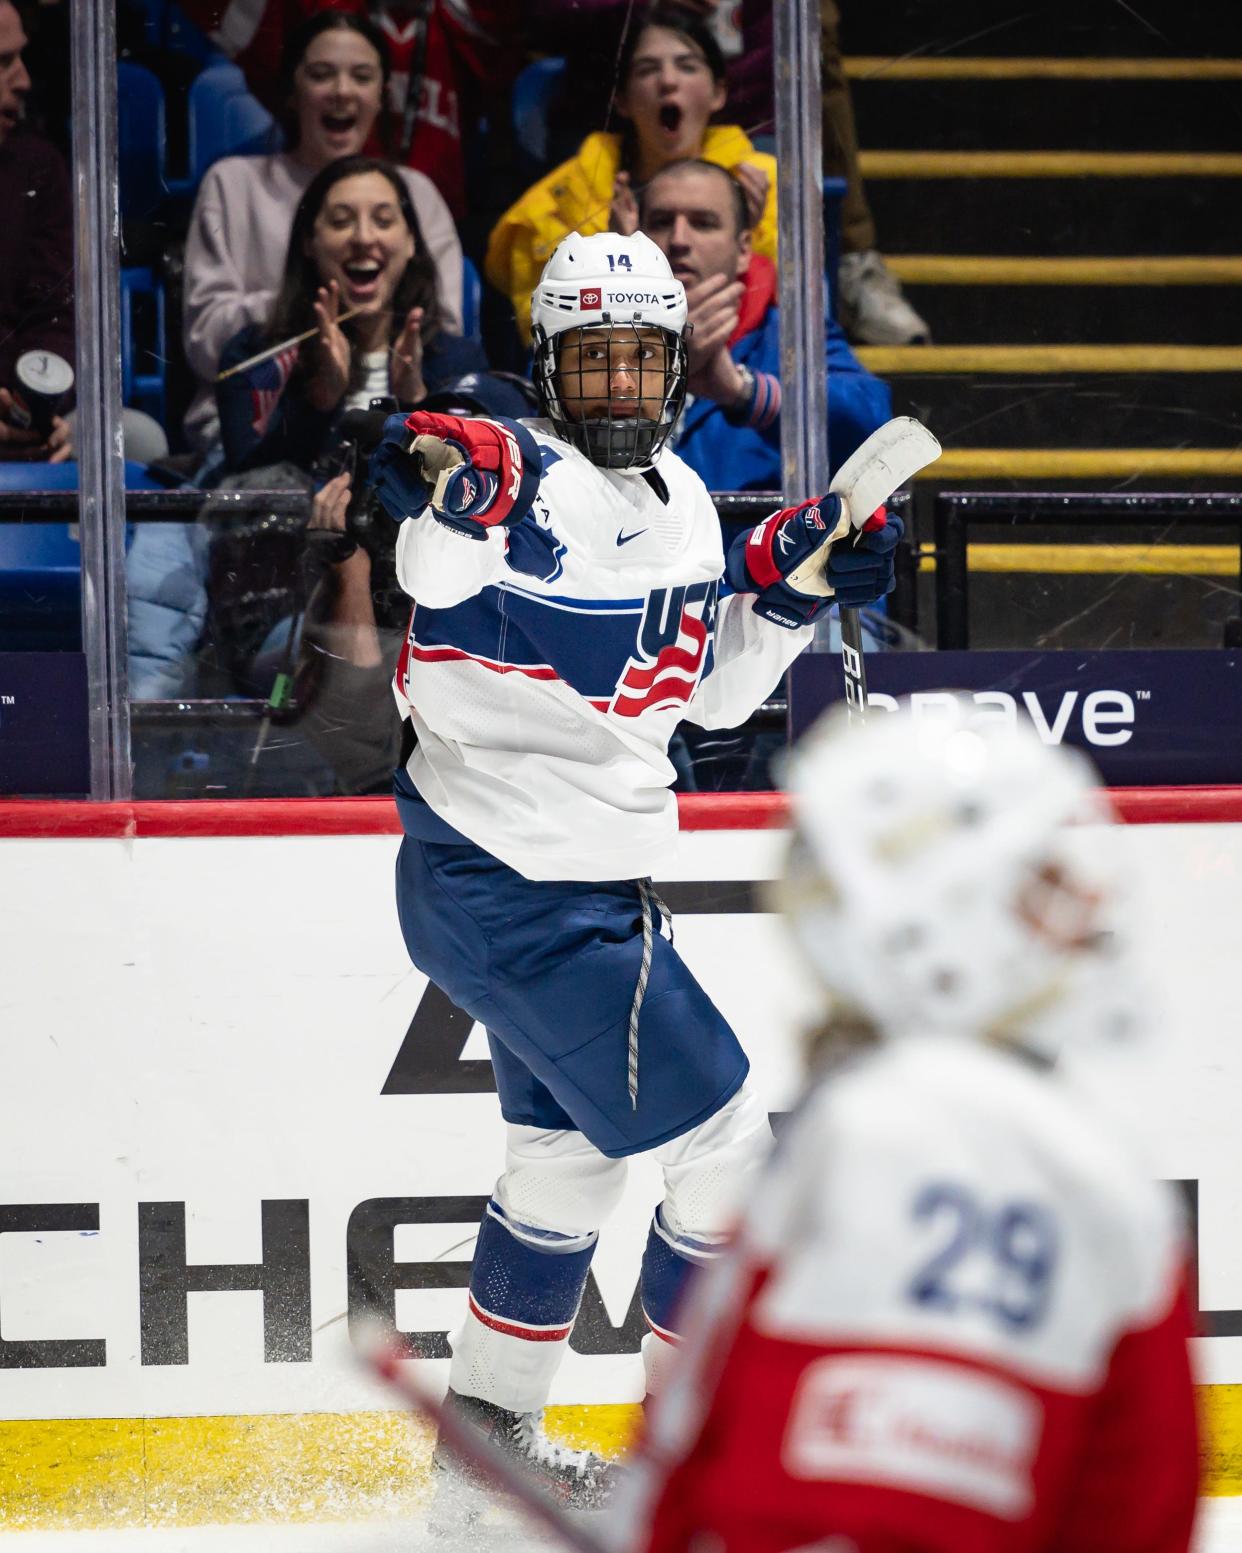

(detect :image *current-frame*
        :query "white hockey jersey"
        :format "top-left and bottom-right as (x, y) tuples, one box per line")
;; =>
(392, 420), (812, 880)
(630, 1034), (1199, 1553)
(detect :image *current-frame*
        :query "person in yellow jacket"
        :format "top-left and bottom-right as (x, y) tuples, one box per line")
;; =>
(486, 7), (777, 344)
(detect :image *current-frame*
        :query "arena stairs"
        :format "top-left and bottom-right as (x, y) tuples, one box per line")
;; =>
(842, 0), (1242, 650)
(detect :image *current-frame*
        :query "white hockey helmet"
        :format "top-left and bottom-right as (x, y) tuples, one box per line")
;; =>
(530, 231), (689, 469)
(774, 697), (1141, 1064)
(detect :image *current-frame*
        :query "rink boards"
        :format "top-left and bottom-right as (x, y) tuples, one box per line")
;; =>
(1, 792), (1241, 1528)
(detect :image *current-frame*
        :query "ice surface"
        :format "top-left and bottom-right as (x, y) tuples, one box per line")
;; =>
(5, 1507), (562, 1553)
(6, 1498), (1241, 1553)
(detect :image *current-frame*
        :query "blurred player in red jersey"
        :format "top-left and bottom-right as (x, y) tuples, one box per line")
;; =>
(620, 699), (1200, 1553)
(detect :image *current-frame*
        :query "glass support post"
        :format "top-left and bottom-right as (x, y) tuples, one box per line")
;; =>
(71, 0), (132, 798)
(774, 0), (828, 504)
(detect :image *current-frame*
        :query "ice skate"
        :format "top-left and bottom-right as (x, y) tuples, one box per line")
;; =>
(427, 1389), (617, 1533)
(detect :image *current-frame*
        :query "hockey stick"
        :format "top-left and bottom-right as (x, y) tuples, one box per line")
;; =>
(837, 607), (869, 725)
(827, 416), (941, 723)
(360, 1331), (611, 1553)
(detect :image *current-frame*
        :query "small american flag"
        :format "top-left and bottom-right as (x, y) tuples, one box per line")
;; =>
(247, 344), (300, 440)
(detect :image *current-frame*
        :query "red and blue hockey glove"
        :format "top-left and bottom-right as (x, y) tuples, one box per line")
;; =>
(368, 411), (542, 540)
(726, 497), (903, 628)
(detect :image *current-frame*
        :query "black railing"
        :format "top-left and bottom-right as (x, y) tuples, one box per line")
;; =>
(932, 491), (1242, 650)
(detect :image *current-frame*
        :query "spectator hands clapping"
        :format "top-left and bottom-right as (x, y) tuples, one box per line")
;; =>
(308, 280), (428, 411)
(389, 304), (427, 405)
(683, 273), (746, 406)
(307, 280), (354, 412)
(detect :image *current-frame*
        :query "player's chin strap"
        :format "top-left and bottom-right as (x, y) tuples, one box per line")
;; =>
(629, 879), (673, 1109)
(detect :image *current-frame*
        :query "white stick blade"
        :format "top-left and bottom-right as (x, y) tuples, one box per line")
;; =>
(829, 416), (942, 527)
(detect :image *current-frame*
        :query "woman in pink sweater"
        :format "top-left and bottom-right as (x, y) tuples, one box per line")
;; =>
(182, 10), (463, 449)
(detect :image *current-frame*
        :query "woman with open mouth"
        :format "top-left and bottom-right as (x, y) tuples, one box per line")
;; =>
(182, 9), (463, 452)
(486, 3), (777, 345)
(213, 155), (490, 476)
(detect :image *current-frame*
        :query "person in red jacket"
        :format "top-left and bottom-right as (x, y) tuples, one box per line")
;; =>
(623, 699), (1201, 1553)
(179, 0), (520, 219)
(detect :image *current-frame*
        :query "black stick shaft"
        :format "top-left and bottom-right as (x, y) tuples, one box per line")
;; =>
(839, 604), (868, 723)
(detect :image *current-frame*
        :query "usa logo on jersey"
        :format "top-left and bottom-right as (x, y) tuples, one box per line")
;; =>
(610, 580), (717, 718)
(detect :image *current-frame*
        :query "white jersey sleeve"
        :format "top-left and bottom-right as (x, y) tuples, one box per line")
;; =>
(394, 502), (510, 610)
(684, 589), (812, 731)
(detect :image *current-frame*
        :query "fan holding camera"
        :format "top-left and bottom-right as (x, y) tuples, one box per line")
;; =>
(128, 153), (529, 789)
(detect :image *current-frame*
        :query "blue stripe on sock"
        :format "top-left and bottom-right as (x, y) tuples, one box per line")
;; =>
(640, 1207), (703, 1337)
(471, 1200), (596, 1328)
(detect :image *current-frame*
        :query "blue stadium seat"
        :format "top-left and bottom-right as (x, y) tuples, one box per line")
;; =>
(117, 60), (169, 220)
(179, 61), (283, 197)
(0, 462), (162, 493)
(0, 514), (80, 650)
(460, 255), (482, 343)
(512, 57), (565, 170)
(120, 267), (168, 426)
(0, 462), (160, 650)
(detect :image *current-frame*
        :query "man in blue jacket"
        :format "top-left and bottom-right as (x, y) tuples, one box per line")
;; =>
(639, 159), (892, 490)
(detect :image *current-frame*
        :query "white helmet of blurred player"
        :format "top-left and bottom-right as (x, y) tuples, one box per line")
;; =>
(530, 231), (689, 470)
(773, 698), (1142, 1064)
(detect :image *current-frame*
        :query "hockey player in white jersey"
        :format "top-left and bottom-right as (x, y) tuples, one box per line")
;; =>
(366, 230), (903, 1510)
(625, 701), (1200, 1553)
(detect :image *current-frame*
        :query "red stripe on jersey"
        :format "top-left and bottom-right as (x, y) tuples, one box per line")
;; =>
(612, 674), (701, 718)
(409, 643), (560, 681)
(616, 611), (708, 693)
(467, 1295), (574, 1343)
(393, 604), (417, 705)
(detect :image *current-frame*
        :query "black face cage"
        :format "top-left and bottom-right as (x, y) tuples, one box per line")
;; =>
(532, 322), (688, 470)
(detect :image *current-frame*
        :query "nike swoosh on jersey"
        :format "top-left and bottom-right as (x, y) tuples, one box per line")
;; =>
(617, 528), (648, 545)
